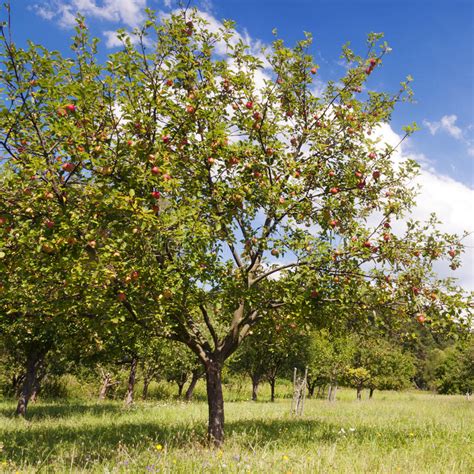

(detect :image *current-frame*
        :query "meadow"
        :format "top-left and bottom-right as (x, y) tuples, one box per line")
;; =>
(0, 382), (472, 473)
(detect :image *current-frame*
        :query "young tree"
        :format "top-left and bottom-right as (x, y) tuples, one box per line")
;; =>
(230, 319), (310, 401)
(0, 7), (468, 444)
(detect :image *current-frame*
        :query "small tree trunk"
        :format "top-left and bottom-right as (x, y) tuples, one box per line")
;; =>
(185, 370), (201, 401)
(327, 384), (332, 401)
(205, 359), (224, 447)
(99, 373), (111, 401)
(142, 376), (150, 400)
(251, 375), (260, 401)
(308, 382), (316, 398)
(16, 351), (43, 417)
(124, 357), (138, 407)
(269, 377), (276, 402)
(369, 387), (375, 399)
(356, 386), (362, 401)
(177, 381), (185, 398)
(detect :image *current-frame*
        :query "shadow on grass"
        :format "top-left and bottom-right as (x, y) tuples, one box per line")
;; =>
(0, 402), (123, 420)
(1, 403), (417, 468)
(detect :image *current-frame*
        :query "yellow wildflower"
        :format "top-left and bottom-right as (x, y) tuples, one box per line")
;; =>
(155, 444), (163, 451)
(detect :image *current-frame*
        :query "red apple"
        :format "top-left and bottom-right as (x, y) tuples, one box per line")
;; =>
(355, 171), (363, 178)
(186, 105), (195, 114)
(329, 219), (339, 228)
(65, 104), (76, 113)
(448, 249), (456, 258)
(245, 101), (253, 109)
(151, 191), (161, 199)
(416, 313), (426, 324)
(328, 170), (335, 177)
(310, 67), (318, 74)
(162, 135), (170, 144)
(45, 220), (55, 229)
(62, 162), (75, 172)
(151, 166), (160, 175)
(207, 157), (215, 165)
(271, 248), (279, 257)
(166, 79), (173, 87)
(370, 58), (377, 67)
(383, 222), (391, 229)
(253, 111), (261, 121)
(117, 292), (126, 302)
(162, 173), (171, 181)
(372, 170), (381, 180)
(330, 187), (339, 195)
(368, 152), (377, 160)
(363, 241), (372, 248)
(412, 286), (420, 296)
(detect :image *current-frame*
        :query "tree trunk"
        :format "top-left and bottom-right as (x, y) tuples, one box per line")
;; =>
(328, 383), (338, 402)
(124, 357), (138, 407)
(142, 377), (150, 400)
(15, 351), (43, 417)
(308, 382), (316, 398)
(185, 370), (200, 401)
(177, 381), (185, 398)
(356, 386), (362, 401)
(251, 375), (260, 401)
(99, 373), (111, 401)
(205, 360), (224, 447)
(369, 387), (374, 399)
(269, 377), (276, 402)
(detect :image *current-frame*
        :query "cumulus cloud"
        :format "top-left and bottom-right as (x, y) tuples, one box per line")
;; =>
(32, 0), (147, 28)
(375, 123), (474, 290)
(424, 114), (463, 140)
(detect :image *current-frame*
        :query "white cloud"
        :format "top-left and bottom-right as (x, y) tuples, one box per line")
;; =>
(375, 123), (474, 290)
(32, 0), (147, 28)
(424, 114), (463, 140)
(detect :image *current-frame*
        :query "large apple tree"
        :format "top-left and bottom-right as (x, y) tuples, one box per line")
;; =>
(0, 8), (469, 444)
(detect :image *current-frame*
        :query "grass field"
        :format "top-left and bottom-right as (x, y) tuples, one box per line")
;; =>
(0, 387), (472, 473)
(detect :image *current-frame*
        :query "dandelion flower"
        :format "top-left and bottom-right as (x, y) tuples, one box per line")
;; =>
(155, 443), (163, 451)
(282, 455), (289, 461)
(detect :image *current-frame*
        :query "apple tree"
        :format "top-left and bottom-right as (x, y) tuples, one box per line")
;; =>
(0, 7), (469, 444)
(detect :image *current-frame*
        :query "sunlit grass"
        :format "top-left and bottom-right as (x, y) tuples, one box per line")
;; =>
(0, 388), (472, 473)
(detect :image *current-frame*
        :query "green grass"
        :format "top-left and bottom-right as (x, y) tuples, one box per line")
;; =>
(0, 388), (472, 473)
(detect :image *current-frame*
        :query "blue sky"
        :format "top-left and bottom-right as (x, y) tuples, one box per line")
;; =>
(5, 0), (474, 288)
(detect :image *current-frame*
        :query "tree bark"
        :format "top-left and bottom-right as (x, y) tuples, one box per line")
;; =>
(99, 372), (111, 401)
(369, 387), (374, 399)
(185, 370), (201, 401)
(251, 375), (260, 401)
(15, 350), (43, 417)
(205, 359), (225, 447)
(124, 357), (138, 407)
(142, 376), (150, 400)
(328, 383), (338, 402)
(356, 386), (362, 401)
(177, 381), (185, 398)
(269, 377), (276, 402)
